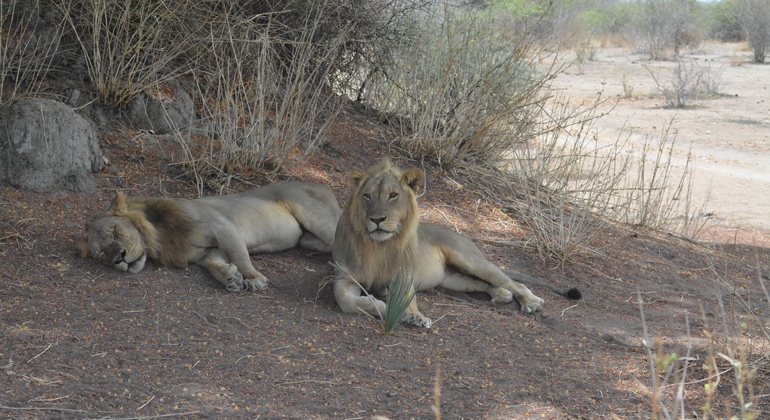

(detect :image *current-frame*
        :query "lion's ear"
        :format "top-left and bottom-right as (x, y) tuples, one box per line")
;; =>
(108, 190), (128, 214)
(401, 168), (425, 195)
(348, 169), (367, 189)
(77, 238), (92, 258)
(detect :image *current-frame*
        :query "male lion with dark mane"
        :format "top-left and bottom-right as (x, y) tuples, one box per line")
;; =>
(80, 182), (341, 291)
(332, 159), (579, 328)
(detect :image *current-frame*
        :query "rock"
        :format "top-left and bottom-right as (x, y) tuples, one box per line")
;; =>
(0, 98), (104, 193)
(126, 85), (194, 134)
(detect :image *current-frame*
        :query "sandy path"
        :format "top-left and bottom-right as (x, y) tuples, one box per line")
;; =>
(549, 43), (770, 230)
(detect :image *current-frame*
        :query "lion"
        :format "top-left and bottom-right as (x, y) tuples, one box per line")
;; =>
(79, 182), (341, 291)
(331, 159), (580, 328)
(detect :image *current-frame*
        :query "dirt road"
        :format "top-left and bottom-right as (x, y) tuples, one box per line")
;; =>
(550, 43), (770, 231)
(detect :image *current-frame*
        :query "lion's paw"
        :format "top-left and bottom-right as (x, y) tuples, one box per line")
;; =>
(224, 270), (245, 292)
(243, 273), (269, 291)
(402, 313), (432, 329)
(520, 295), (544, 313)
(489, 287), (513, 304)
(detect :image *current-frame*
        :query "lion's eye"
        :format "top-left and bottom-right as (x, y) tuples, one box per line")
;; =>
(388, 192), (398, 200)
(363, 193), (372, 201)
(113, 229), (121, 239)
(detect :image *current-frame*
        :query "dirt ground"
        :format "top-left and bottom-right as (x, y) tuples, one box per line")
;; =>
(551, 42), (770, 231)
(1, 44), (769, 419)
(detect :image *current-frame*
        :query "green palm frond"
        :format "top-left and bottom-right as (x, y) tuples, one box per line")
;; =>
(383, 274), (416, 335)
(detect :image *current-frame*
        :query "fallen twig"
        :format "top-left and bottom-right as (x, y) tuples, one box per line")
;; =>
(26, 343), (52, 364)
(274, 379), (341, 386)
(136, 395), (155, 410)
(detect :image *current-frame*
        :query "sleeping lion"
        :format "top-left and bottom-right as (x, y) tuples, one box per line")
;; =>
(332, 159), (579, 328)
(79, 182), (341, 291)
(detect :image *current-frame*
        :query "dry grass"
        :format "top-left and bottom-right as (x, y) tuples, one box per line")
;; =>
(168, 1), (347, 191)
(637, 251), (769, 420)
(0, 0), (58, 105)
(58, 0), (195, 108)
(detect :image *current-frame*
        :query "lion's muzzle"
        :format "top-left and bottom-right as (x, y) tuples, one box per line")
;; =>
(368, 216), (395, 241)
(112, 249), (128, 266)
(103, 244), (146, 273)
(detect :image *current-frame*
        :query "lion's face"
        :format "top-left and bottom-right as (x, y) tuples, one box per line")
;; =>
(79, 191), (158, 274)
(348, 161), (425, 242)
(82, 215), (148, 273)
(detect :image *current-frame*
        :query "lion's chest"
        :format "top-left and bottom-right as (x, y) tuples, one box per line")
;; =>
(357, 241), (448, 291)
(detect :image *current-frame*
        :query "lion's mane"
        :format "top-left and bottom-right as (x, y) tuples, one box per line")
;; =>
(334, 159), (423, 291)
(95, 192), (195, 268)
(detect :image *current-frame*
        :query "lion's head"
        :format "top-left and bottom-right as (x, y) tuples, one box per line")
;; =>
(333, 159), (425, 289)
(78, 192), (162, 273)
(347, 159), (424, 242)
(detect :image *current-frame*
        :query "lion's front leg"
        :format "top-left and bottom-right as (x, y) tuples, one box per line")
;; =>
(400, 296), (432, 328)
(198, 249), (268, 292)
(333, 277), (387, 318)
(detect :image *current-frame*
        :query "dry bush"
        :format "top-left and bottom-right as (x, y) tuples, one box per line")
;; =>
(627, 0), (696, 60)
(222, 0), (424, 95)
(171, 1), (347, 191)
(0, 0), (60, 105)
(6, 0), (423, 183)
(498, 105), (705, 258)
(699, 62), (726, 97)
(645, 59), (703, 107)
(621, 73), (636, 99)
(619, 124), (691, 227)
(637, 256), (769, 420)
(595, 33), (631, 48)
(172, 0), (422, 185)
(58, 0), (195, 108)
(481, 111), (706, 259)
(498, 100), (628, 261)
(645, 58), (726, 107)
(359, 7), (560, 169)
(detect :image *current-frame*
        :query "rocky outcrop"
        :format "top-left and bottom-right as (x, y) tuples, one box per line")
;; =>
(0, 98), (105, 193)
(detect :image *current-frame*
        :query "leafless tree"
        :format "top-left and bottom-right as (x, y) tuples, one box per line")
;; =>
(737, 0), (770, 63)
(630, 0), (694, 60)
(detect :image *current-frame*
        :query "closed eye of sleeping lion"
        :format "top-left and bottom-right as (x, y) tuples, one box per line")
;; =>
(79, 182), (341, 291)
(331, 159), (580, 328)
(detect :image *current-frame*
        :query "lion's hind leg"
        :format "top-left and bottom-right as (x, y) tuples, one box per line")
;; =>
(441, 247), (544, 313)
(282, 198), (340, 249)
(198, 249), (268, 292)
(440, 274), (513, 304)
(298, 231), (331, 252)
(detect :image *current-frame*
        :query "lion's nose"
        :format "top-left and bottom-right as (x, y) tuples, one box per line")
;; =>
(113, 250), (127, 265)
(370, 216), (387, 226)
